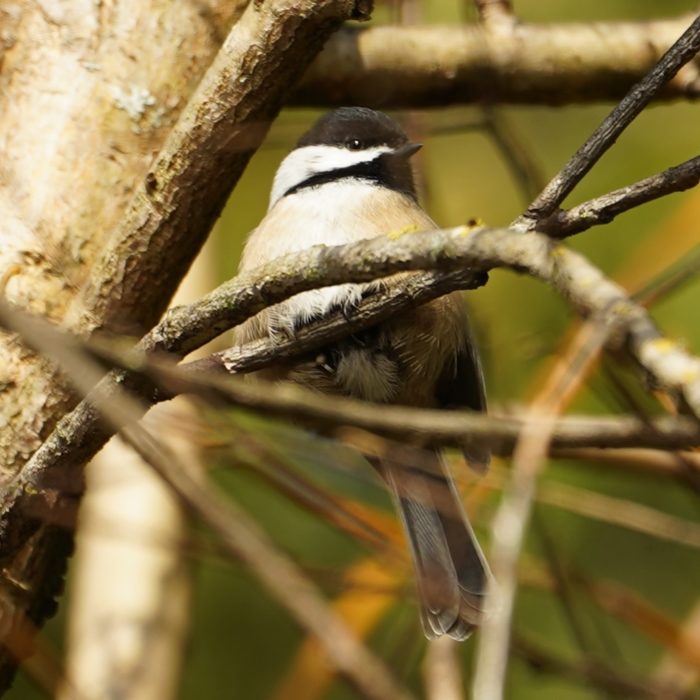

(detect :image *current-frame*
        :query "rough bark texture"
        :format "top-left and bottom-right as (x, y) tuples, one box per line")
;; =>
(71, 0), (369, 335)
(0, 0), (365, 691)
(0, 5), (241, 690)
(0, 0), (242, 513)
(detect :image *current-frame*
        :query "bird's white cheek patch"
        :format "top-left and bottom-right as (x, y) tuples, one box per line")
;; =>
(268, 144), (392, 208)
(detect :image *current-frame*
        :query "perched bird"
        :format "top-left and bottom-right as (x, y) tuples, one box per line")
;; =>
(235, 107), (490, 639)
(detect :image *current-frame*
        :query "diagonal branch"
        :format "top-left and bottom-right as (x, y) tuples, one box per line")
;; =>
(71, 0), (372, 336)
(539, 154), (700, 237)
(515, 13), (700, 229)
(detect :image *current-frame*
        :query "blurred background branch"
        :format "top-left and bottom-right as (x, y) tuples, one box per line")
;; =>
(294, 13), (700, 108)
(1, 1), (699, 698)
(1, 293), (416, 700)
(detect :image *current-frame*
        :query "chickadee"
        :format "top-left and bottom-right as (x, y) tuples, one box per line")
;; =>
(235, 107), (490, 640)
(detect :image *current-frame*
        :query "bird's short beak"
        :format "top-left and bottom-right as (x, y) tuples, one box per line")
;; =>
(392, 142), (423, 159)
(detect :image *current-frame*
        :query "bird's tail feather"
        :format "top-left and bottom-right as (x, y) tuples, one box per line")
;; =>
(381, 455), (489, 640)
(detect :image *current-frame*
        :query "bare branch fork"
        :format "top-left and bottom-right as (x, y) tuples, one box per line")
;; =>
(540, 153), (700, 237)
(515, 12), (700, 229)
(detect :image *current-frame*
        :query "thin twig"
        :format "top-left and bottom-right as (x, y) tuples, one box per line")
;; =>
(478, 465), (700, 549)
(19, 324), (700, 454)
(537, 479), (700, 549)
(531, 515), (604, 662)
(518, 561), (700, 671)
(515, 13), (700, 229)
(120, 355), (700, 453)
(552, 447), (700, 481)
(222, 429), (400, 554)
(473, 320), (610, 699)
(633, 243), (700, 307)
(540, 154), (700, 237)
(581, 579), (700, 672)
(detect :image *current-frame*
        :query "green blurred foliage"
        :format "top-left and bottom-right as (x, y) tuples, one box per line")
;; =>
(10, 1), (700, 698)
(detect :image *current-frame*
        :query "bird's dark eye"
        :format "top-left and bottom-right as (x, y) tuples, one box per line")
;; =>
(346, 138), (363, 150)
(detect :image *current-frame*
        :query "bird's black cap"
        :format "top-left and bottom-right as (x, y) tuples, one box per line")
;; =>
(285, 107), (419, 200)
(297, 107), (409, 151)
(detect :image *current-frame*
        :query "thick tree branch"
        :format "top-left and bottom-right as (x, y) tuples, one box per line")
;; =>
(292, 14), (700, 108)
(0, 1), (248, 690)
(73, 0), (371, 336)
(0, 0), (371, 688)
